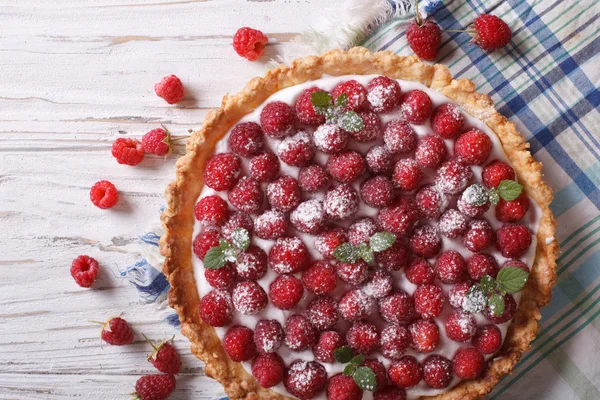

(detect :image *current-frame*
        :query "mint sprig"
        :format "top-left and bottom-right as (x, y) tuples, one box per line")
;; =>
(333, 232), (396, 264)
(334, 347), (376, 391)
(310, 92), (364, 132)
(203, 229), (250, 270)
(489, 180), (524, 205)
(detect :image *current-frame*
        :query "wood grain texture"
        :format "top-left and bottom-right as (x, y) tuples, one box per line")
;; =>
(0, 1), (345, 398)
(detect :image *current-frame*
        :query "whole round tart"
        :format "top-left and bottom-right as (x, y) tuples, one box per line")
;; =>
(160, 48), (558, 400)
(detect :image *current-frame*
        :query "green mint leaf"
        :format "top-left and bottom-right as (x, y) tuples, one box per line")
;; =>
(203, 246), (227, 270)
(343, 363), (357, 376)
(497, 180), (524, 202)
(218, 239), (231, 248)
(230, 228), (250, 250)
(222, 246), (238, 263)
(488, 293), (505, 316)
(349, 354), (365, 366)
(334, 346), (354, 364)
(337, 111), (364, 133)
(359, 243), (374, 264)
(497, 266), (529, 294)
(335, 93), (348, 109)
(462, 183), (489, 206)
(353, 366), (377, 391)
(480, 275), (497, 294)
(488, 189), (500, 205)
(369, 232), (396, 252)
(310, 91), (333, 113)
(333, 243), (361, 264)
(463, 285), (488, 314)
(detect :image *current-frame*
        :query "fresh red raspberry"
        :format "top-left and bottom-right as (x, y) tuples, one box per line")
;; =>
(290, 199), (325, 233)
(409, 224), (441, 258)
(314, 228), (347, 259)
(366, 145), (394, 174)
(324, 183), (359, 220)
(154, 74), (184, 104)
(377, 197), (420, 237)
(473, 14), (512, 51)
(267, 175), (301, 212)
(438, 209), (468, 238)
(142, 128), (172, 156)
(376, 240), (411, 271)
(502, 259), (530, 273)
(378, 291), (415, 325)
(194, 195), (228, 226)
(249, 151), (280, 182)
(448, 281), (474, 309)
(422, 355), (452, 389)
(254, 210), (287, 240)
(496, 193), (530, 222)
(380, 324), (410, 360)
(71, 255), (99, 288)
(260, 101), (296, 138)
(415, 135), (447, 168)
(228, 176), (263, 213)
(454, 129), (492, 165)
(232, 280), (268, 315)
(361, 176), (395, 208)
(223, 326), (256, 362)
(347, 217), (379, 246)
(362, 358), (388, 389)
(362, 269), (393, 298)
(482, 160), (516, 188)
(435, 250), (467, 284)
(198, 290), (233, 327)
(313, 124), (348, 153)
(367, 76), (402, 112)
(484, 293), (517, 323)
(457, 195), (490, 218)
(296, 87), (329, 125)
(415, 185), (448, 219)
(278, 131), (315, 167)
(232, 27), (268, 61)
(405, 258), (435, 285)
(221, 212), (253, 241)
(409, 319), (440, 353)
(406, 20), (442, 61)
(204, 153), (241, 191)
(431, 103), (464, 139)
(347, 321), (380, 354)
(337, 259), (370, 286)
(472, 324), (503, 354)
(269, 274), (304, 310)
(445, 311), (477, 342)
(453, 347), (485, 380)
(331, 80), (368, 111)
(338, 289), (376, 322)
(401, 90), (432, 125)
(388, 356), (423, 389)
(393, 158), (423, 191)
(384, 120), (417, 153)
(268, 237), (309, 274)
(112, 137), (144, 166)
(327, 374), (363, 400)
(467, 253), (499, 281)
(254, 319), (284, 353)
(134, 374), (176, 400)
(496, 223), (532, 257)
(90, 180), (119, 209)
(193, 229), (220, 260)
(313, 330), (345, 362)
(463, 219), (494, 252)
(350, 111), (383, 142)
(284, 360), (328, 399)
(144, 337), (182, 375)
(435, 159), (473, 194)
(204, 262), (237, 290)
(298, 164), (328, 192)
(303, 261), (337, 295)
(252, 353), (285, 388)
(374, 387), (407, 400)
(327, 151), (366, 182)
(414, 284), (445, 319)
(284, 315), (317, 351)
(306, 296), (338, 330)
(229, 122), (264, 158)
(236, 246), (267, 280)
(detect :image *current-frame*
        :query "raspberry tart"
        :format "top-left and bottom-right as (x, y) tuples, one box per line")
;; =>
(161, 48), (557, 399)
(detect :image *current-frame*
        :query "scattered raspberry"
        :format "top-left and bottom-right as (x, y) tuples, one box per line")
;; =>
(366, 145), (394, 174)
(154, 74), (184, 104)
(337, 259), (370, 286)
(204, 153), (241, 191)
(112, 137), (144, 166)
(376, 240), (411, 272)
(362, 269), (393, 298)
(134, 374), (176, 400)
(379, 291), (415, 325)
(298, 164), (329, 192)
(332, 80), (368, 111)
(362, 358), (388, 389)
(374, 386), (407, 400)
(496, 193), (530, 222)
(278, 131), (315, 167)
(303, 261), (338, 295)
(269, 274), (304, 310)
(445, 311), (477, 342)
(327, 151), (366, 182)
(232, 27), (268, 61)
(223, 325), (256, 362)
(367, 76), (402, 113)
(232, 280), (268, 315)
(313, 124), (348, 153)
(254, 319), (284, 354)
(457, 196), (490, 218)
(377, 197), (420, 237)
(414, 284), (445, 319)
(254, 210), (287, 240)
(473, 14), (512, 51)
(260, 101), (296, 138)
(71, 255), (100, 288)
(472, 324), (503, 354)
(306, 296), (338, 330)
(415, 135), (447, 168)
(496, 224), (532, 257)
(380, 324), (410, 360)
(482, 160), (516, 188)
(463, 219), (494, 253)
(406, 20), (442, 61)
(284, 360), (327, 399)
(422, 355), (452, 389)
(314, 228), (347, 259)
(415, 185), (448, 218)
(393, 158), (423, 191)
(228, 176), (263, 213)
(145, 337), (182, 375)
(409, 319), (440, 353)
(252, 353), (285, 388)
(98, 316), (134, 345)
(384, 120), (417, 153)
(400, 90), (432, 125)
(193, 229), (219, 260)
(324, 183), (359, 220)
(361, 175), (395, 208)
(484, 293), (517, 323)
(435, 159), (473, 194)
(90, 180), (119, 210)
(409, 224), (441, 258)
(327, 374), (363, 400)
(438, 209), (468, 239)
(448, 281), (474, 309)
(503, 259), (530, 273)
(296, 87), (329, 125)
(284, 315), (317, 351)
(221, 212), (253, 241)
(142, 128), (172, 156)
(290, 199), (325, 233)
(268, 237), (309, 274)
(249, 151), (280, 182)
(338, 288), (376, 321)
(347, 321), (380, 355)
(431, 103), (464, 139)
(313, 330), (345, 363)
(229, 122), (264, 157)
(453, 347), (484, 380)
(194, 195), (228, 226)
(348, 217), (379, 246)
(205, 262), (237, 289)
(454, 129), (492, 165)
(435, 250), (467, 284)
(267, 175), (301, 212)
(388, 356), (423, 389)
(236, 246), (267, 280)
(405, 258), (435, 285)
(467, 253), (499, 281)
(350, 111), (383, 142)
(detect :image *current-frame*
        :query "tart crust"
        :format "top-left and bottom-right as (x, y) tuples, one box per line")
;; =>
(160, 47), (558, 400)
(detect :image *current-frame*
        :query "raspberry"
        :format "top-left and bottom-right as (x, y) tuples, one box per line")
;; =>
(296, 87), (329, 125)
(260, 101), (296, 138)
(205, 262), (237, 289)
(112, 137), (144, 166)
(90, 180), (119, 209)
(313, 124), (348, 153)
(331, 80), (368, 111)
(269, 274), (304, 310)
(298, 164), (329, 192)
(314, 228), (347, 259)
(503, 259), (530, 273)
(254, 319), (284, 353)
(435, 159), (473, 194)
(366, 145), (394, 174)
(142, 127), (172, 156)
(388, 356), (423, 389)
(467, 253), (499, 281)
(327, 151), (366, 182)
(134, 374), (176, 400)
(350, 111), (383, 142)
(338, 289), (375, 321)
(204, 153), (241, 191)
(409, 319), (440, 353)
(496, 193), (530, 222)
(198, 290), (233, 326)
(496, 224), (532, 257)
(377, 197), (420, 237)
(435, 250), (467, 284)
(337, 259), (370, 286)
(154, 74), (184, 104)
(348, 217), (379, 246)
(384, 120), (417, 153)
(290, 199), (325, 233)
(406, 20), (442, 61)
(327, 374), (362, 400)
(454, 129), (492, 165)
(306, 296), (338, 330)
(193, 229), (220, 260)
(405, 258), (435, 285)
(254, 210), (287, 240)
(453, 347), (485, 380)
(324, 183), (359, 220)
(221, 212), (253, 241)
(278, 131), (315, 167)
(414, 284), (445, 319)
(252, 353), (285, 388)
(438, 209), (468, 239)
(415, 135), (447, 168)
(223, 326), (256, 362)
(472, 324), (503, 354)
(367, 76), (402, 112)
(194, 195), (228, 226)
(374, 387), (407, 400)
(302, 261), (337, 295)
(400, 90), (432, 125)
(236, 246), (268, 280)
(232, 280), (268, 315)
(473, 14), (512, 51)
(482, 160), (516, 188)
(445, 311), (477, 342)
(484, 293), (517, 323)
(378, 291), (415, 325)
(415, 185), (448, 219)
(229, 122), (264, 157)
(362, 269), (393, 298)
(284, 360), (328, 399)
(228, 176), (263, 213)
(362, 358), (388, 389)
(448, 281), (474, 309)
(409, 224), (441, 258)
(145, 337), (182, 375)
(393, 158), (423, 191)
(232, 27), (268, 61)
(347, 321), (379, 354)
(71, 255), (100, 288)
(360, 176), (395, 208)
(313, 330), (345, 362)
(284, 315), (317, 351)
(380, 324), (410, 360)
(457, 196), (490, 218)
(431, 103), (464, 139)
(267, 175), (301, 212)
(268, 237), (309, 274)
(463, 219), (494, 252)
(249, 151), (280, 182)
(422, 355), (452, 389)
(376, 240), (411, 272)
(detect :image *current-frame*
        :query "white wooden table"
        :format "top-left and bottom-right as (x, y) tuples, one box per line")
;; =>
(0, 1), (345, 398)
